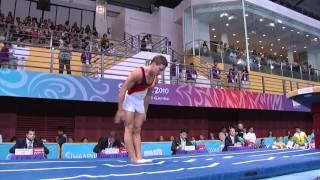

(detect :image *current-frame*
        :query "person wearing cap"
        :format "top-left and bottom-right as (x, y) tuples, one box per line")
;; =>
(171, 128), (194, 155)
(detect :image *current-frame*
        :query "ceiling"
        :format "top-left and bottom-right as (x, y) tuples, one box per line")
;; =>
(107, 0), (183, 13)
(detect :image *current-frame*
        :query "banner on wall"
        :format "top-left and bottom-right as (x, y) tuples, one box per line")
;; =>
(0, 143), (59, 160)
(0, 70), (309, 112)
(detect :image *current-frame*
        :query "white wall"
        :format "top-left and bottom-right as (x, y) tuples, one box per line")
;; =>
(111, 8), (125, 41)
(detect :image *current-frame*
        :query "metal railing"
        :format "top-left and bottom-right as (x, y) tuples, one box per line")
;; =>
(185, 40), (320, 82)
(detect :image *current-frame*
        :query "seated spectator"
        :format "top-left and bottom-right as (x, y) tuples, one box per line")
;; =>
(223, 128), (242, 151)
(272, 137), (286, 149)
(9, 128), (49, 155)
(199, 134), (205, 141)
(56, 127), (67, 147)
(170, 136), (175, 142)
(211, 62), (221, 88)
(186, 63), (197, 84)
(287, 130), (291, 137)
(246, 127), (256, 146)
(93, 131), (123, 154)
(219, 128), (227, 142)
(258, 138), (267, 148)
(241, 66), (249, 90)
(209, 132), (215, 140)
(267, 130), (273, 138)
(159, 135), (164, 142)
(81, 137), (88, 143)
(68, 137), (74, 143)
(39, 137), (47, 143)
(286, 136), (295, 149)
(10, 136), (17, 143)
(293, 127), (308, 148)
(171, 128), (194, 155)
(309, 129), (314, 142)
(0, 130), (2, 144)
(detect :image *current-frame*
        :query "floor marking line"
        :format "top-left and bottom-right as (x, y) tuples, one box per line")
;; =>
(233, 157), (275, 165)
(0, 166), (96, 172)
(103, 161), (165, 167)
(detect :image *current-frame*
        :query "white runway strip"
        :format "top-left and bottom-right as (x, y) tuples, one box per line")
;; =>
(0, 166), (96, 172)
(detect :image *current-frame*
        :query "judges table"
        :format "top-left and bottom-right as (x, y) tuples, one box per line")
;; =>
(10, 154), (46, 160)
(97, 153), (128, 159)
(176, 149), (209, 154)
(227, 146), (256, 151)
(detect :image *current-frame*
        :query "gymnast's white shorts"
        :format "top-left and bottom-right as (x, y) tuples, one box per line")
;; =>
(123, 92), (146, 114)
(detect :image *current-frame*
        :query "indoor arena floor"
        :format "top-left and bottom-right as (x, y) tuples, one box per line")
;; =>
(1, 149), (320, 180)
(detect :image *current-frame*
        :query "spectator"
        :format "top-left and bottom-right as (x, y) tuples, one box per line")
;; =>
(267, 130), (273, 138)
(81, 45), (92, 76)
(227, 64), (237, 89)
(293, 127), (308, 148)
(56, 127), (67, 146)
(0, 130), (2, 143)
(223, 128), (241, 151)
(287, 130), (291, 137)
(39, 137), (47, 143)
(68, 137), (74, 143)
(209, 132), (215, 140)
(199, 134), (205, 141)
(246, 127), (256, 145)
(10, 136), (17, 143)
(0, 42), (10, 69)
(159, 135), (164, 142)
(100, 33), (109, 51)
(58, 40), (72, 74)
(186, 63), (197, 84)
(93, 131), (123, 154)
(171, 128), (194, 155)
(9, 128), (49, 155)
(286, 136), (295, 149)
(211, 62), (221, 88)
(258, 138), (267, 148)
(272, 137), (286, 149)
(218, 128), (227, 142)
(170, 136), (175, 142)
(309, 129), (314, 142)
(236, 123), (244, 139)
(241, 66), (249, 90)
(81, 137), (88, 143)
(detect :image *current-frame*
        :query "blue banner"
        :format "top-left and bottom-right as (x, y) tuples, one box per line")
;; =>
(0, 143), (59, 160)
(61, 141), (222, 159)
(61, 143), (97, 159)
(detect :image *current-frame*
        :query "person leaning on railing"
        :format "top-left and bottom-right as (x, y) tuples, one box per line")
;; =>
(58, 40), (72, 75)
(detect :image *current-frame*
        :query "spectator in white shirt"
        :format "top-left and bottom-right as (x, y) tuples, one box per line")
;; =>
(246, 127), (256, 145)
(0, 130), (2, 144)
(219, 128), (227, 142)
(286, 135), (295, 149)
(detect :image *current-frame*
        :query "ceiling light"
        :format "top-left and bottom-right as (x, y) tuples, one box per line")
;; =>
(277, 19), (283, 23)
(270, 43), (274, 46)
(277, 38), (280, 41)
(269, 22), (275, 27)
(233, 33), (236, 36)
(306, 34), (309, 37)
(263, 34), (266, 37)
(270, 48), (273, 51)
(297, 32), (300, 34)
(236, 40), (240, 43)
(228, 15), (235, 20)
(247, 37), (250, 40)
(282, 46), (285, 49)
(226, 23), (229, 27)
(213, 35), (217, 38)
(280, 55), (283, 57)
(304, 46), (307, 49)
(314, 38), (318, 41)
(291, 29), (294, 32)
(211, 28), (215, 31)
(273, 52), (277, 55)
(259, 18), (264, 22)
(261, 46), (264, 49)
(259, 40), (262, 43)
(245, 14), (248, 17)
(220, 13), (228, 18)
(282, 26), (286, 30)
(294, 50), (297, 53)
